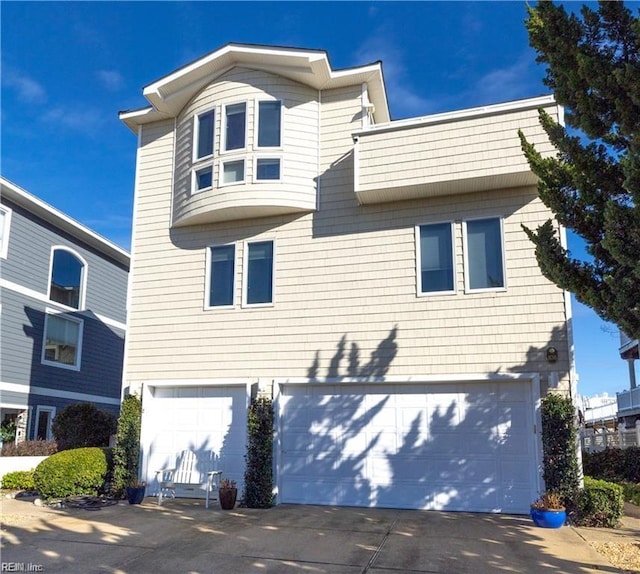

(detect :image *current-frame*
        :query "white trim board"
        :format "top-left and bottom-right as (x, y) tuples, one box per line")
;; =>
(0, 381), (121, 406)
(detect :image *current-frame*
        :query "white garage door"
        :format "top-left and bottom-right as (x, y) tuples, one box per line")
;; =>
(279, 381), (537, 513)
(141, 385), (247, 498)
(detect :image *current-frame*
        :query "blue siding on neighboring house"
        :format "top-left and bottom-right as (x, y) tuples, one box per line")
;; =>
(0, 185), (129, 441)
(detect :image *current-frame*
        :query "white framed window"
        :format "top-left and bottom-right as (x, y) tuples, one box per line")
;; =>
(416, 222), (456, 295)
(256, 100), (282, 148)
(48, 247), (87, 310)
(254, 157), (282, 181)
(221, 159), (245, 185)
(42, 311), (84, 371)
(223, 102), (247, 152)
(205, 244), (236, 309)
(194, 109), (215, 161)
(34, 406), (56, 440)
(463, 217), (506, 292)
(0, 205), (12, 259)
(192, 164), (213, 194)
(243, 240), (274, 306)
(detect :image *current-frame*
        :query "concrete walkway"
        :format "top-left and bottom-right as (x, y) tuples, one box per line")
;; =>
(1, 496), (635, 574)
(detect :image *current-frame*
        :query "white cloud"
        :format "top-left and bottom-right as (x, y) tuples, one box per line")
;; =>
(470, 53), (541, 105)
(4, 69), (47, 104)
(41, 106), (106, 132)
(96, 70), (125, 91)
(354, 34), (433, 119)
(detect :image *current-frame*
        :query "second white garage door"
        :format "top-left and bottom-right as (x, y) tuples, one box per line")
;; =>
(279, 381), (538, 513)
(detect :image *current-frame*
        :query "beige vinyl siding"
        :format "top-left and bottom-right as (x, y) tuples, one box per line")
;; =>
(126, 77), (569, 392)
(172, 68), (319, 225)
(355, 104), (559, 204)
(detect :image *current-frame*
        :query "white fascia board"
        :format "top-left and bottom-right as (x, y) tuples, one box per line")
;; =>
(0, 177), (130, 267)
(354, 94), (556, 137)
(119, 106), (172, 133)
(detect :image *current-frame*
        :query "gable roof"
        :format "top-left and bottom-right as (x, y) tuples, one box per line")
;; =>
(0, 177), (130, 267)
(120, 43), (390, 132)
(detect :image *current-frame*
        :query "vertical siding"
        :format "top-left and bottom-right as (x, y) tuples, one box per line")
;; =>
(125, 73), (570, 390)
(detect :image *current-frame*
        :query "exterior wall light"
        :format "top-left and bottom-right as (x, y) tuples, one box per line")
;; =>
(546, 346), (558, 363)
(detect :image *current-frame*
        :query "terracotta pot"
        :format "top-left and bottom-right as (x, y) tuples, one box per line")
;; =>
(219, 487), (237, 510)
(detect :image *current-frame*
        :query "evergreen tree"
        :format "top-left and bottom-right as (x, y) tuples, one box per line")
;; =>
(519, 1), (640, 338)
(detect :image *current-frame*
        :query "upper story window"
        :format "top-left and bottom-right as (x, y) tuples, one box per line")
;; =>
(195, 109), (215, 160)
(224, 102), (246, 151)
(0, 205), (12, 259)
(222, 159), (245, 185)
(463, 217), (506, 291)
(207, 244), (236, 308)
(417, 222), (455, 295)
(244, 240), (274, 306)
(257, 101), (282, 148)
(42, 312), (83, 371)
(255, 158), (281, 181)
(49, 247), (86, 309)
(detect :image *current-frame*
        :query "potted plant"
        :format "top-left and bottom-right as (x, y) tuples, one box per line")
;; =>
(530, 491), (566, 528)
(126, 480), (146, 505)
(218, 478), (237, 510)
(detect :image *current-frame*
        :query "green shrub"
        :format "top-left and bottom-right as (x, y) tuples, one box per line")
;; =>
(52, 403), (117, 451)
(582, 447), (640, 483)
(621, 482), (640, 506)
(541, 394), (581, 504)
(575, 477), (624, 528)
(243, 397), (274, 508)
(1, 470), (35, 490)
(0, 419), (17, 442)
(0, 440), (58, 457)
(33, 447), (112, 500)
(111, 395), (142, 498)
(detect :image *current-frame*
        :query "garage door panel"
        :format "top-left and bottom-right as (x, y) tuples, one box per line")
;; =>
(280, 381), (537, 513)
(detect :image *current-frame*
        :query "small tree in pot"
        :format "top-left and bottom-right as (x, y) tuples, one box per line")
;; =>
(219, 478), (237, 510)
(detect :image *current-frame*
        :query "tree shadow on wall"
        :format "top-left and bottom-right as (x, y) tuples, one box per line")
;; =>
(283, 324), (570, 514)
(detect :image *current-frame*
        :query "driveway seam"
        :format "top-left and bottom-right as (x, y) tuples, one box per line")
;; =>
(360, 512), (401, 574)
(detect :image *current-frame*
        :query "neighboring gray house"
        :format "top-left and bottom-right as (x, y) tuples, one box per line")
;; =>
(120, 44), (574, 514)
(0, 177), (129, 442)
(617, 332), (639, 426)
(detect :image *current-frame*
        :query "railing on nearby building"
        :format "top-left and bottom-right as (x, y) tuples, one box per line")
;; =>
(580, 420), (640, 453)
(617, 387), (640, 413)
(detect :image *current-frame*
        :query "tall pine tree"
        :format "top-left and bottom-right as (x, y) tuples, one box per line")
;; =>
(519, 1), (640, 338)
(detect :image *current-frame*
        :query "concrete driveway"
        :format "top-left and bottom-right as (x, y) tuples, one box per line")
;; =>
(0, 496), (624, 574)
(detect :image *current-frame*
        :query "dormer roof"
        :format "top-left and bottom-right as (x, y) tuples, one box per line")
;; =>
(120, 43), (390, 132)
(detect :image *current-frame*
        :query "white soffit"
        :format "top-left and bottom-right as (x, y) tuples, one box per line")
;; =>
(120, 43), (390, 130)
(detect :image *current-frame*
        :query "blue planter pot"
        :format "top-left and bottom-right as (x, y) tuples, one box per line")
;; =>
(530, 508), (566, 528)
(126, 486), (146, 505)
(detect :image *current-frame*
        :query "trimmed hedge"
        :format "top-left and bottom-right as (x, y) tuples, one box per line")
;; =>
(52, 403), (117, 451)
(1, 470), (35, 490)
(243, 397), (274, 508)
(582, 447), (640, 484)
(111, 395), (142, 498)
(575, 477), (624, 528)
(0, 440), (58, 457)
(33, 447), (112, 500)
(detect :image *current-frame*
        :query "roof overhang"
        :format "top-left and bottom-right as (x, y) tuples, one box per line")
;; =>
(0, 177), (130, 267)
(120, 43), (390, 132)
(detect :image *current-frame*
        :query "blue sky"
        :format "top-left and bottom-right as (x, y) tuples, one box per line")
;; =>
(1, 1), (633, 399)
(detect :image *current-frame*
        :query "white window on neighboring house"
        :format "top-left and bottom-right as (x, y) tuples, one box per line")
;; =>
(206, 244), (236, 308)
(463, 217), (506, 292)
(34, 406), (56, 440)
(42, 312), (83, 371)
(417, 222), (456, 295)
(243, 240), (274, 306)
(48, 247), (87, 309)
(224, 102), (246, 152)
(255, 158), (281, 181)
(0, 205), (12, 259)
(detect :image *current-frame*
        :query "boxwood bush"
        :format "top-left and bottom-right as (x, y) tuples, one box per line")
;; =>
(582, 447), (640, 484)
(33, 447), (112, 500)
(574, 477), (624, 528)
(52, 403), (117, 451)
(1, 470), (35, 490)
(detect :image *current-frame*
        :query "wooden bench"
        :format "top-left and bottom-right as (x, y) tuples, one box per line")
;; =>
(155, 449), (222, 509)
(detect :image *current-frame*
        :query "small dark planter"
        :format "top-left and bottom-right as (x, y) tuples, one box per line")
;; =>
(219, 487), (237, 510)
(126, 486), (146, 505)
(530, 508), (566, 528)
